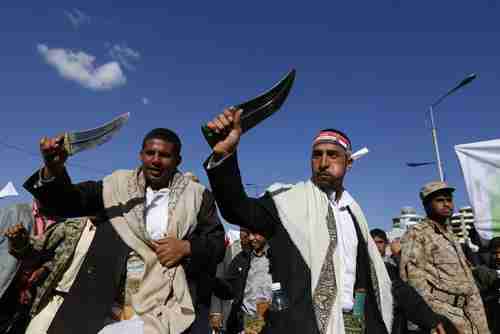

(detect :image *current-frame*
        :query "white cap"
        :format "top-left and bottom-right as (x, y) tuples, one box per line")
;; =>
(271, 282), (281, 291)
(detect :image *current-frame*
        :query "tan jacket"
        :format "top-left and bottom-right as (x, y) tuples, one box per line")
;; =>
(400, 218), (489, 334)
(103, 169), (205, 334)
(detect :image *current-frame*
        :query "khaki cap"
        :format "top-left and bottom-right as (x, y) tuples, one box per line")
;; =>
(420, 181), (455, 201)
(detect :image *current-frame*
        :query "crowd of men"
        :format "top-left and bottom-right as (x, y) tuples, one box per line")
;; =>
(1, 107), (500, 334)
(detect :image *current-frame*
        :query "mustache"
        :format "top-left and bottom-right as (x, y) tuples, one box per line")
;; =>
(315, 171), (333, 177)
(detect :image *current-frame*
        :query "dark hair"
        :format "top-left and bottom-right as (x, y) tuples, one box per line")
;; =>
(240, 227), (251, 234)
(142, 128), (182, 154)
(490, 237), (500, 251)
(370, 228), (388, 243)
(320, 128), (352, 148)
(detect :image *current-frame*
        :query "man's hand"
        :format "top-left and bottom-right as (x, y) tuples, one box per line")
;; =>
(209, 313), (223, 332)
(39, 134), (68, 179)
(120, 305), (135, 320)
(19, 289), (33, 305)
(28, 267), (47, 285)
(245, 329), (259, 334)
(434, 323), (446, 334)
(436, 315), (462, 334)
(17, 267), (48, 305)
(206, 108), (243, 158)
(5, 224), (30, 250)
(152, 237), (191, 268)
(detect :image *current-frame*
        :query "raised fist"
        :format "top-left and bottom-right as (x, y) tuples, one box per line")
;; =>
(5, 223), (30, 250)
(206, 108), (243, 157)
(39, 134), (68, 177)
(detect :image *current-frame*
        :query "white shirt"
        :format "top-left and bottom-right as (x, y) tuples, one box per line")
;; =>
(145, 187), (170, 240)
(329, 190), (358, 311)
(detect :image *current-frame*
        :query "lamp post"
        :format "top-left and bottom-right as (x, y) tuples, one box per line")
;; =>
(406, 162), (436, 168)
(429, 73), (477, 181)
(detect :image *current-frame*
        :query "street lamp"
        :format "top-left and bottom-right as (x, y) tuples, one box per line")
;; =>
(429, 73), (477, 181)
(406, 162), (436, 168)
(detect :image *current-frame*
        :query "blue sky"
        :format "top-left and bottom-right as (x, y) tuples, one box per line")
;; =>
(1, 1), (500, 231)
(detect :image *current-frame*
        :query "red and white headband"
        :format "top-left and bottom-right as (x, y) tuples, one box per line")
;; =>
(313, 130), (351, 151)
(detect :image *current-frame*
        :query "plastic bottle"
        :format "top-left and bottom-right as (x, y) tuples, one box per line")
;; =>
(352, 289), (366, 318)
(270, 282), (289, 311)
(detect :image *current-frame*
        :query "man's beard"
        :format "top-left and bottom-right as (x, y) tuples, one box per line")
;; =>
(312, 174), (342, 193)
(145, 170), (174, 189)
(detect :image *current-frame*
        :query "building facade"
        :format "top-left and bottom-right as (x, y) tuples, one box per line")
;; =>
(388, 206), (425, 241)
(388, 205), (475, 244)
(450, 206), (475, 243)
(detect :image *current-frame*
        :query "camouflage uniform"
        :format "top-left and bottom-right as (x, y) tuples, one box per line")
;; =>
(400, 218), (490, 334)
(9, 218), (88, 317)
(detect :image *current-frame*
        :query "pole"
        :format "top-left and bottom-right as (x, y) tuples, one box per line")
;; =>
(429, 105), (445, 182)
(427, 73), (476, 182)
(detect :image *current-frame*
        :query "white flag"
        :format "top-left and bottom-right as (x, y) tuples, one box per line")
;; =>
(455, 139), (500, 240)
(0, 181), (18, 199)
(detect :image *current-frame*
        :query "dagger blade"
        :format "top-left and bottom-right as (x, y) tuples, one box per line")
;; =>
(202, 69), (296, 147)
(238, 69), (295, 133)
(65, 112), (130, 156)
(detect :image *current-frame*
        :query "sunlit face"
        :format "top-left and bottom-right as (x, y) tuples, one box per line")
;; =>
(493, 247), (500, 268)
(311, 142), (352, 192)
(248, 232), (267, 253)
(390, 238), (401, 256)
(140, 139), (181, 189)
(373, 236), (387, 257)
(240, 229), (251, 251)
(427, 192), (454, 221)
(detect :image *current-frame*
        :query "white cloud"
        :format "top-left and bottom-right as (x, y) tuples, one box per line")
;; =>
(108, 43), (141, 70)
(142, 97), (150, 105)
(64, 9), (91, 29)
(37, 44), (126, 91)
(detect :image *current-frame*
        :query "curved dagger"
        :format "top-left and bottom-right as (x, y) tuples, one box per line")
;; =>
(62, 112), (130, 156)
(202, 69), (296, 147)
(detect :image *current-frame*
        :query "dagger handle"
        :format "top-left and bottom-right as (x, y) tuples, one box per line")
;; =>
(201, 125), (226, 148)
(62, 132), (73, 156)
(202, 106), (240, 148)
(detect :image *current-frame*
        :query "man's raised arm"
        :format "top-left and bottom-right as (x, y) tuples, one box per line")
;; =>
(204, 108), (276, 238)
(23, 134), (104, 218)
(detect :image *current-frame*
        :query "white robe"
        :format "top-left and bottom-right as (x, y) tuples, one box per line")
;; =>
(269, 181), (393, 334)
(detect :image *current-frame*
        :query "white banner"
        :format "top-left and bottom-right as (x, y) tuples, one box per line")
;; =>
(455, 139), (500, 240)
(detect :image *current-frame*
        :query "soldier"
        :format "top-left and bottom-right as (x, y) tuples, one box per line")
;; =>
(400, 181), (490, 334)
